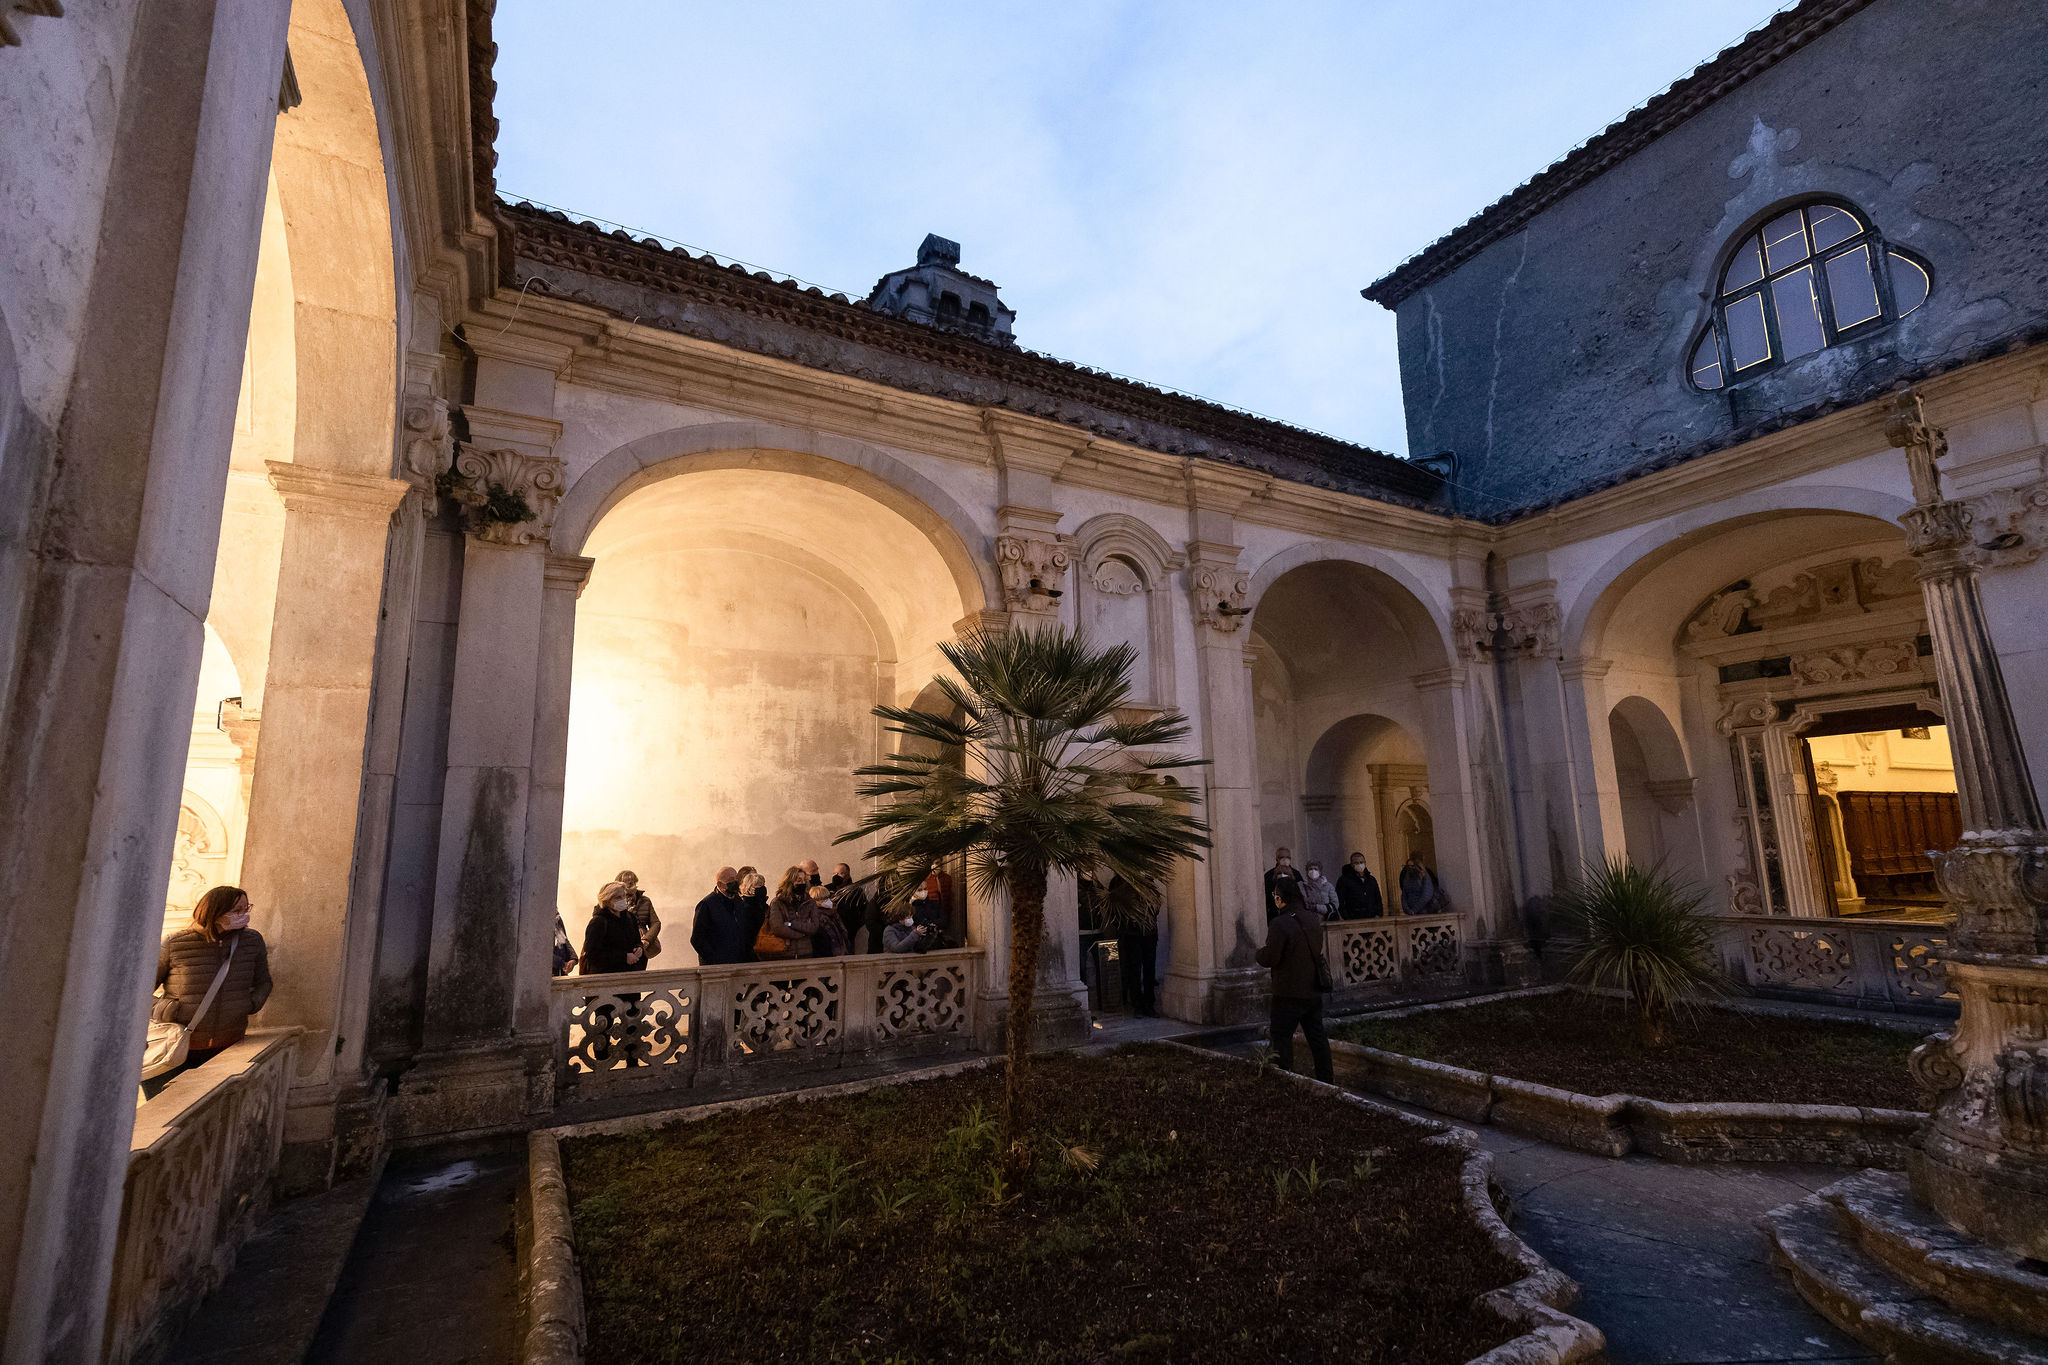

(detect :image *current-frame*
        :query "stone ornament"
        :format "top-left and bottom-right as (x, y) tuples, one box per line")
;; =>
(1789, 639), (1920, 686)
(1684, 555), (1918, 641)
(993, 532), (1070, 616)
(874, 963), (970, 1040)
(1188, 559), (1251, 633)
(1450, 602), (1560, 659)
(448, 444), (566, 546)
(401, 397), (452, 491)
(1965, 477), (2048, 570)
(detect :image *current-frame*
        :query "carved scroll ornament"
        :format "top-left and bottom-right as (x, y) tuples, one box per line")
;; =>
(994, 532), (1070, 615)
(448, 444), (565, 546)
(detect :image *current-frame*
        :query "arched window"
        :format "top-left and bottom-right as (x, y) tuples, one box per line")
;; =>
(1689, 200), (1930, 391)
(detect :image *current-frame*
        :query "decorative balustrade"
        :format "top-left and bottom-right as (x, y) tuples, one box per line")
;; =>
(1322, 913), (1467, 1009)
(551, 948), (986, 1101)
(105, 1027), (298, 1365)
(1715, 914), (1957, 1015)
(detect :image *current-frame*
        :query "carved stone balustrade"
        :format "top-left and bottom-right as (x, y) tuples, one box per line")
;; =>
(1321, 913), (1469, 1012)
(104, 1029), (299, 1365)
(1714, 915), (1958, 1016)
(550, 949), (987, 1102)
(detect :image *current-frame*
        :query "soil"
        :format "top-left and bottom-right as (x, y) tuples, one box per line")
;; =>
(562, 1045), (1523, 1364)
(1332, 993), (1931, 1109)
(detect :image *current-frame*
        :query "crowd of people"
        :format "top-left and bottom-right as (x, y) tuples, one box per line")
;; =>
(551, 861), (960, 977)
(1261, 846), (1448, 922)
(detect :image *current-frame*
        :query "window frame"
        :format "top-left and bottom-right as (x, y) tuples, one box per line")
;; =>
(1687, 198), (1930, 393)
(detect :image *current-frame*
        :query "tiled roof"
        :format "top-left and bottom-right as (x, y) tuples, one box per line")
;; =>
(1361, 0), (1880, 309)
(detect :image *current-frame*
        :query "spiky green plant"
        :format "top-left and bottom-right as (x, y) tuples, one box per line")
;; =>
(1551, 855), (1725, 1046)
(838, 625), (1209, 1146)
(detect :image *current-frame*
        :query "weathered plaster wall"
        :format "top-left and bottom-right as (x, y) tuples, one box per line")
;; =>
(1391, 0), (2048, 514)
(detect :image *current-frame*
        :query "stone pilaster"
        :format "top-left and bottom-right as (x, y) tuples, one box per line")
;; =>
(1885, 392), (2048, 1259)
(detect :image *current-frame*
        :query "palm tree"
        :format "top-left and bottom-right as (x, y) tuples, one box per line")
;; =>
(1551, 855), (1726, 1046)
(838, 625), (1209, 1146)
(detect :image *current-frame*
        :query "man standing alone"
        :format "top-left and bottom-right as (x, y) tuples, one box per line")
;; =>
(690, 866), (749, 966)
(1263, 847), (1302, 921)
(1256, 882), (1333, 1082)
(1336, 852), (1384, 919)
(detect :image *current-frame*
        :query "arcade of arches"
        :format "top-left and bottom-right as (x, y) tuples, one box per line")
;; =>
(6, 2), (2048, 1354)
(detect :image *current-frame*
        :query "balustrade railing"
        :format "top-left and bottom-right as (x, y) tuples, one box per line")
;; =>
(106, 1027), (298, 1365)
(1715, 914), (1957, 1014)
(1321, 913), (1466, 1008)
(551, 948), (986, 1101)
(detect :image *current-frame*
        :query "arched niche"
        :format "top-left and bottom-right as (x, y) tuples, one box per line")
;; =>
(1070, 513), (1182, 709)
(1606, 695), (1705, 885)
(1299, 713), (1429, 891)
(556, 463), (979, 960)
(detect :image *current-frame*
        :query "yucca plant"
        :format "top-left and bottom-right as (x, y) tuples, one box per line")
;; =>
(1550, 855), (1725, 1046)
(838, 625), (1209, 1147)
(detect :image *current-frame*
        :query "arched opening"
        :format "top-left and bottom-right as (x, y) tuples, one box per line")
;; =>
(1248, 557), (1464, 915)
(557, 465), (973, 965)
(1606, 695), (1703, 887)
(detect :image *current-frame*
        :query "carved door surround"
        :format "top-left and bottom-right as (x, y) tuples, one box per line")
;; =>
(1718, 683), (1945, 918)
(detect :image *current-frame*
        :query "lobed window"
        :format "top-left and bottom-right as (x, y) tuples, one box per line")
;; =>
(1689, 200), (1930, 391)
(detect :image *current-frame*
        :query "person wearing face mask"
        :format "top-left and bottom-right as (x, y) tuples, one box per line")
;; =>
(802, 859), (822, 888)
(691, 866), (749, 965)
(615, 870), (661, 967)
(1264, 848), (1302, 921)
(827, 862), (869, 950)
(1300, 860), (1340, 919)
(1336, 852), (1385, 920)
(581, 880), (646, 974)
(145, 885), (273, 1099)
(1400, 854), (1447, 915)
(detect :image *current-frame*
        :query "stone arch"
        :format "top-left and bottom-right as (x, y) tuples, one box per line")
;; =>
(552, 421), (997, 614)
(1563, 487), (1914, 659)
(1244, 540), (1452, 668)
(1071, 512), (1183, 708)
(1606, 694), (1704, 881)
(272, 0), (400, 477)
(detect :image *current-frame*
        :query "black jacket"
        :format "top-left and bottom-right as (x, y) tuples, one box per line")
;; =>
(691, 891), (749, 966)
(1263, 866), (1302, 920)
(1256, 907), (1328, 1001)
(1335, 866), (1384, 919)
(580, 906), (642, 975)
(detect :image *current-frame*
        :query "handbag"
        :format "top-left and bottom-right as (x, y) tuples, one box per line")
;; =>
(142, 938), (235, 1081)
(753, 919), (791, 960)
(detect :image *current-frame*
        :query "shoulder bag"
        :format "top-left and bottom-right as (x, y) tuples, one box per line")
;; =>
(142, 937), (236, 1081)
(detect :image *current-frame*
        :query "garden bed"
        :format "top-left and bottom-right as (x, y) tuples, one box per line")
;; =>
(1332, 992), (1927, 1109)
(557, 1045), (1576, 1363)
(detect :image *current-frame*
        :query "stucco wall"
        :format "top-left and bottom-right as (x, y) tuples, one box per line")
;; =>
(1389, 0), (2048, 515)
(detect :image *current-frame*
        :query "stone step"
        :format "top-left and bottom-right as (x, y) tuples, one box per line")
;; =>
(1823, 1170), (2048, 1339)
(1761, 1192), (2048, 1365)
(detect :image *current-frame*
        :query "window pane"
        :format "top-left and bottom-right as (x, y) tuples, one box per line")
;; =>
(1723, 236), (1764, 292)
(1763, 210), (1810, 271)
(1690, 329), (1723, 389)
(1808, 204), (1860, 252)
(1726, 292), (1771, 370)
(1891, 251), (1931, 315)
(1772, 265), (1827, 359)
(1825, 245), (1881, 329)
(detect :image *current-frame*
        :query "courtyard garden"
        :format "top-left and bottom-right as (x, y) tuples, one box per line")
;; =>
(1332, 991), (1927, 1109)
(561, 1045), (1539, 1364)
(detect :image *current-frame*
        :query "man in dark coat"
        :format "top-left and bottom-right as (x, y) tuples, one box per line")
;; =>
(1255, 882), (1333, 1082)
(828, 863), (868, 950)
(1335, 852), (1384, 919)
(1263, 847), (1302, 920)
(690, 866), (749, 965)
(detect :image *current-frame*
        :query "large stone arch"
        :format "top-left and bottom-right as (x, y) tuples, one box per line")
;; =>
(553, 421), (997, 615)
(1243, 539), (1453, 668)
(1563, 486), (1914, 660)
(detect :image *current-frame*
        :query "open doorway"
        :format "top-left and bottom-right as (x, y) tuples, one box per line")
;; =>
(1801, 711), (1958, 922)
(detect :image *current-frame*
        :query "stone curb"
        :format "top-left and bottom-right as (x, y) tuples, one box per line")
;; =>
(524, 1130), (585, 1365)
(1330, 1040), (1926, 1166)
(1154, 1040), (1606, 1365)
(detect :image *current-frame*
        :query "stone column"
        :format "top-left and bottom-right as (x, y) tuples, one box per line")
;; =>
(515, 553), (593, 1044)
(389, 441), (564, 1138)
(1557, 657), (1624, 865)
(1887, 393), (2048, 1259)
(1181, 541), (1266, 1023)
(237, 463), (408, 1184)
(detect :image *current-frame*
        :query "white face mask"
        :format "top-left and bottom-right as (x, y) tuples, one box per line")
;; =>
(611, 899), (631, 911)
(1277, 859), (1291, 869)
(1308, 870), (1322, 880)
(1351, 862), (1365, 872)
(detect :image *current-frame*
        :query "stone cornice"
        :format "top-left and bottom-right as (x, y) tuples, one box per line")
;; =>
(543, 554), (595, 594)
(1362, 0), (1879, 307)
(265, 462), (412, 521)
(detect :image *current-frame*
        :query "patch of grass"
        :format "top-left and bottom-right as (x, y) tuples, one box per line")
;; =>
(563, 1046), (1520, 1364)
(1334, 993), (1928, 1107)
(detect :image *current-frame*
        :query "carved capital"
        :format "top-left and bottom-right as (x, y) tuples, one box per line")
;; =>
(1910, 1031), (1966, 1103)
(1495, 600), (1561, 657)
(993, 531), (1070, 616)
(449, 444), (566, 547)
(1932, 834), (2048, 957)
(1450, 608), (1490, 662)
(1902, 499), (1976, 560)
(401, 396), (453, 492)
(1188, 561), (1251, 634)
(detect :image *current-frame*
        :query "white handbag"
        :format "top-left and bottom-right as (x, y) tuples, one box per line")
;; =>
(141, 938), (236, 1081)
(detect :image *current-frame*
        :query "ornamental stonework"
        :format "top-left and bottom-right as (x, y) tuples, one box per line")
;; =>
(1188, 560), (1251, 633)
(993, 532), (1070, 615)
(1789, 639), (1920, 686)
(449, 444), (566, 547)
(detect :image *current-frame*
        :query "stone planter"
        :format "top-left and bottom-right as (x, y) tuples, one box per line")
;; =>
(1331, 1039), (1926, 1167)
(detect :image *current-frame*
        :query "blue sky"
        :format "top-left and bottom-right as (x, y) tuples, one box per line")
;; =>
(493, 1), (1790, 456)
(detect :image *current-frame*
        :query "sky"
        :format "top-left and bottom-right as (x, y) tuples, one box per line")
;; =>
(492, 1), (1792, 457)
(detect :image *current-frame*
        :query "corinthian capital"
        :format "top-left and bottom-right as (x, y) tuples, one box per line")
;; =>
(993, 531), (1070, 615)
(1187, 554), (1251, 634)
(449, 443), (566, 547)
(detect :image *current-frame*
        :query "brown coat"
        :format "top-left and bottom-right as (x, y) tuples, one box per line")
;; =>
(154, 928), (273, 1051)
(766, 893), (820, 958)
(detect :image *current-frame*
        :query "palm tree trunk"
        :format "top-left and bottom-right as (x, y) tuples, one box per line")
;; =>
(1003, 864), (1048, 1150)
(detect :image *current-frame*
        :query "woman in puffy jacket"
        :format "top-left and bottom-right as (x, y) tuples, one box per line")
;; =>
(146, 885), (273, 1098)
(761, 866), (821, 959)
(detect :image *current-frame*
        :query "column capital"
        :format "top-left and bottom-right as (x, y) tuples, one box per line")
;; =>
(1185, 542), (1251, 635)
(543, 554), (595, 595)
(264, 461), (411, 522)
(450, 444), (566, 547)
(992, 505), (1070, 617)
